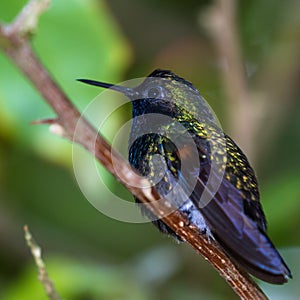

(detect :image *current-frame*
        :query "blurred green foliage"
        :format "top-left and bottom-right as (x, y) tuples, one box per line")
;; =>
(4, 256), (152, 300)
(0, 0), (299, 299)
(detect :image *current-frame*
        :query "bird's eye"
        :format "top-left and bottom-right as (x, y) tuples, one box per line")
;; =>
(147, 87), (161, 98)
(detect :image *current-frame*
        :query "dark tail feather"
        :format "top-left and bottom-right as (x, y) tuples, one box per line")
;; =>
(214, 232), (292, 284)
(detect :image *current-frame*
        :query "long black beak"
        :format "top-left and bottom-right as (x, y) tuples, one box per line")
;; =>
(77, 78), (137, 99)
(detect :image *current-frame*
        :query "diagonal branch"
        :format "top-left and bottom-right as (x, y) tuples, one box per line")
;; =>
(0, 1), (267, 299)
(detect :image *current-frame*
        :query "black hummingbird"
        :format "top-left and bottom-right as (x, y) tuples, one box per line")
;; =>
(78, 69), (291, 284)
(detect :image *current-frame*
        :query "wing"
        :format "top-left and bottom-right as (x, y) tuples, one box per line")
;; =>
(188, 134), (291, 284)
(129, 125), (291, 283)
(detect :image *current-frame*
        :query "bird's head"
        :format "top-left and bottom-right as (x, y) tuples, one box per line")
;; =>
(78, 69), (215, 123)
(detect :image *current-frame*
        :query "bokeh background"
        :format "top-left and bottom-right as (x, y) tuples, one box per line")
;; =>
(0, 0), (300, 299)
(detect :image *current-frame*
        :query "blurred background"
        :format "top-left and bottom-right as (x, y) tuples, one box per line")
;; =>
(0, 0), (300, 299)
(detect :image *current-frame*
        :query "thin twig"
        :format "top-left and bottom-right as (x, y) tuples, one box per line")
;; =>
(0, 1), (268, 299)
(24, 225), (61, 300)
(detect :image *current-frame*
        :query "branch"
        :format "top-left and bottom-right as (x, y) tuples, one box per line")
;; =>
(203, 0), (300, 165)
(0, 1), (267, 299)
(252, 0), (300, 163)
(24, 225), (61, 300)
(203, 0), (255, 161)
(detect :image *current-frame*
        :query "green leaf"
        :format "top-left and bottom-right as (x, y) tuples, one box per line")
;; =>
(0, 0), (131, 166)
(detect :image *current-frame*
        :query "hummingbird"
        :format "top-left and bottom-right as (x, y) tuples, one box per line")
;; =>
(78, 69), (291, 284)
